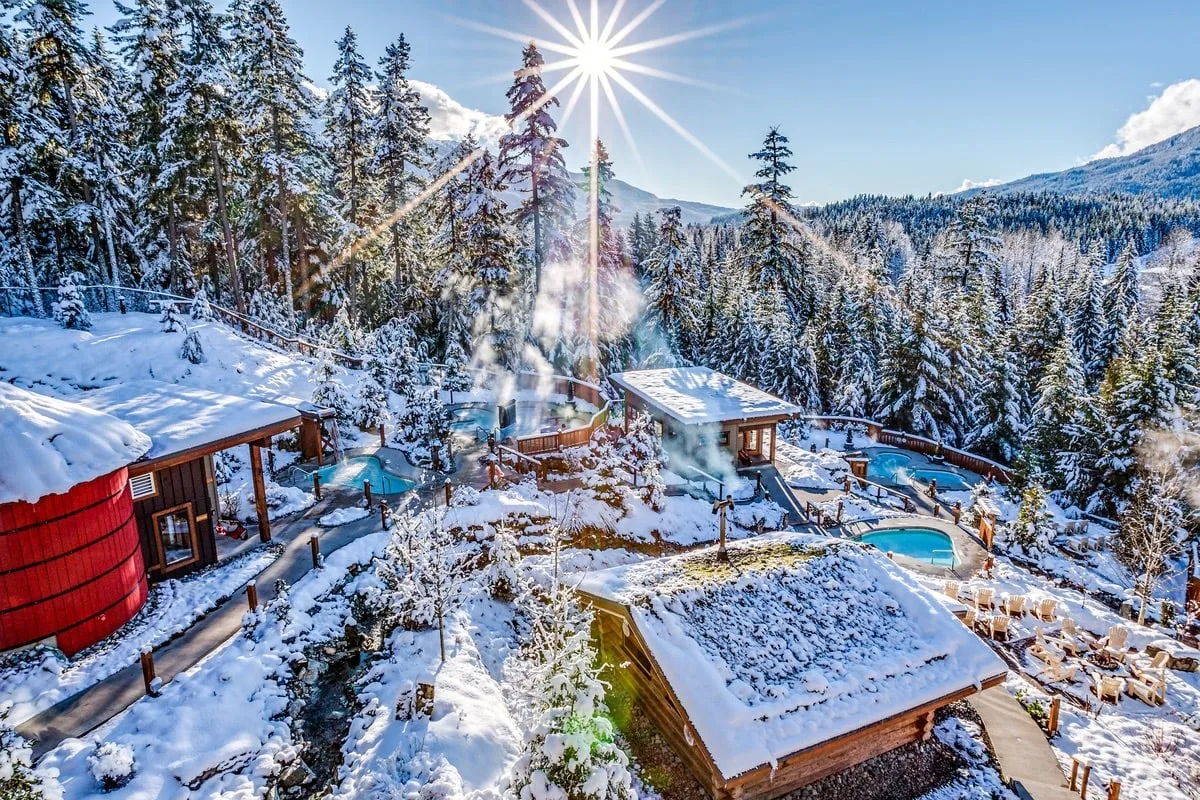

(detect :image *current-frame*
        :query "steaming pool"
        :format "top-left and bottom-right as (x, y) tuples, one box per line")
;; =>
(313, 456), (414, 494)
(867, 452), (974, 491)
(859, 527), (959, 567)
(449, 401), (594, 438)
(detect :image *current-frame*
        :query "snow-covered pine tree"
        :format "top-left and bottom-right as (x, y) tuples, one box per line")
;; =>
(52, 272), (91, 330)
(461, 149), (520, 369)
(159, 302), (183, 332)
(1021, 332), (1086, 486)
(943, 193), (1002, 289)
(972, 329), (1024, 463)
(739, 127), (812, 323)
(877, 308), (956, 442)
(441, 340), (473, 399)
(506, 533), (634, 800)
(1114, 470), (1186, 625)
(310, 347), (352, 423)
(585, 427), (628, 510)
(190, 284), (213, 320)
(642, 206), (695, 357)
(372, 34), (430, 291)
(483, 526), (524, 601)
(395, 388), (450, 462)
(998, 484), (1056, 561)
(432, 135), (478, 354)
(179, 328), (205, 363)
(1070, 244), (1107, 388)
(497, 41), (575, 298)
(1097, 240), (1140, 374)
(580, 138), (632, 378)
(326, 26), (379, 304)
(1153, 277), (1197, 410)
(0, 705), (64, 800)
(353, 374), (390, 435)
(324, 306), (362, 356)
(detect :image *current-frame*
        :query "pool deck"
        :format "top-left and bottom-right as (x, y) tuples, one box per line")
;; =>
(842, 514), (989, 579)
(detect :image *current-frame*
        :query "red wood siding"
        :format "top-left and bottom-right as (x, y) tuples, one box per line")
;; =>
(0, 469), (148, 656)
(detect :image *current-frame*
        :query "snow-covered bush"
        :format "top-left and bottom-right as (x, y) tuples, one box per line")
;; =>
(1, 704), (64, 800)
(998, 485), (1057, 559)
(159, 303), (183, 332)
(483, 527), (523, 600)
(324, 307), (362, 356)
(87, 741), (135, 792)
(353, 375), (391, 433)
(190, 286), (213, 320)
(449, 485), (482, 507)
(247, 288), (295, 334)
(179, 329), (205, 363)
(311, 349), (352, 424)
(441, 340), (473, 397)
(622, 413), (666, 511)
(394, 389), (450, 462)
(585, 427), (628, 510)
(52, 272), (91, 331)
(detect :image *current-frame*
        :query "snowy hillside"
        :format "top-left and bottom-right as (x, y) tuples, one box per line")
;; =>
(965, 124), (1200, 200)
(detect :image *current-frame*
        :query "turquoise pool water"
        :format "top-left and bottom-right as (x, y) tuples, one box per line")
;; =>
(910, 468), (972, 492)
(868, 452), (913, 483)
(448, 402), (594, 437)
(315, 456), (414, 494)
(859, 528), (959, 566)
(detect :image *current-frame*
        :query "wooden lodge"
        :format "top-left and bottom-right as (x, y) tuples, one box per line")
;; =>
(78, 381), (317, 580)
(576, 533), (1007, 799)
(609, 367), (802, 469)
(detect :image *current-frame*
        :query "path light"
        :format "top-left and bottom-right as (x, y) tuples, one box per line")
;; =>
(712, 495), (734, 562)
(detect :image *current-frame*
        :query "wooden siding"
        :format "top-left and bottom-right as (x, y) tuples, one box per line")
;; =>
(132, 456), (217, 580)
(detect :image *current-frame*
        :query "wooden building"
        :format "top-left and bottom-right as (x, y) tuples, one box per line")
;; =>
(609, 368), (801, 469)
(79, 381), (303, 580)
(577, 532), (1007, 799)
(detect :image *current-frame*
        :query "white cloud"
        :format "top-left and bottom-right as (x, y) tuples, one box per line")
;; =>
(411, 80), (508, 143)
(1091, 78), (1200, 161)
(950, 177), (1002, 194)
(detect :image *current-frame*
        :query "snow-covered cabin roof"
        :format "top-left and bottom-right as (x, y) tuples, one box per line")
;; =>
(576, 532), (1006, 780)
(609, 367), (802, 426)
(0, 383), (152, 505)
(76, 380), (301, 464)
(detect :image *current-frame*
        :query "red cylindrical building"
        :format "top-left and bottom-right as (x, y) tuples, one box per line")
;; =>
(1, 385), (152, 657)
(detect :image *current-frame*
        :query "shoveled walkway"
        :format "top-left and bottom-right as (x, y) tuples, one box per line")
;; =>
(18, 489), (398, 758)
(967, 686), (1076, 800)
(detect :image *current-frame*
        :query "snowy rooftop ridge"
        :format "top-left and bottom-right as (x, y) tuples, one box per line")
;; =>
(576, 532), (1007, 779)
(76, 380), (301, 463)
(0, 383), (152, 505)
(609, 367), (802, 426)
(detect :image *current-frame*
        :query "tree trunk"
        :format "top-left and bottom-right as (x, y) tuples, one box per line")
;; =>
(271, 108), (295, 315)
(62, 78), (106, 278)
(295, 210), (308, 317)
(531, 165), (542, 297)
(209, 122), (246, 313)
(10, 176), (44, 315)
(167, 203), (180, 289)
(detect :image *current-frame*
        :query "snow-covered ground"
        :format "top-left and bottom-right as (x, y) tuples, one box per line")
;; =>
(0, 544), (281, 725)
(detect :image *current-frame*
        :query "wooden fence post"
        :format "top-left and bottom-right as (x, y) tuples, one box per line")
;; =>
(1048, 695), (1061, 735)
(836, 501), (844, 524)
(364, 479), (372, 508)
(310, 534), (320, 568)
(313, 472), (322, 500)
(1069, 757), (1080, 790)
(933, 504), (941, 518)
(247, 580), (259, 611)
(140, 646), (157, 696)
(1107, 779), (1121, 800)
(1080, 763), (1092, 798)
(444, 479), (452, 506)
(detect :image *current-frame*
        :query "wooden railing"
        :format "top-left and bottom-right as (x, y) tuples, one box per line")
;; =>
(802, 415), (1012, 483)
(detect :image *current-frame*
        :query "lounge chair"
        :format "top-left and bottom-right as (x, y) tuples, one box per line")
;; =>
(1034, 598), (1057, 622)
(1090, 672), (1123, 704)
(1045, 659), (1079, 684)
(962, 608), (977, 629)
(1126, 674), (1167, 706)
(1130, 650), (1170, 680)
(975, 587), (995, 611)
(1003, 595), (1027, 617)
(989, 615), (1011, 641)
(1086, 624), (1128, 652)
(944, 581), (961, 600)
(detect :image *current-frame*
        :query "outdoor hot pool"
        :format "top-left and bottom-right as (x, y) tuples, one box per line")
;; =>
(858, 527), (959, 567)
(909, 468), (973, 492)
(314, 456), (414, 494)
(449, 401), (594, 438)
(867, 451), (913, 484)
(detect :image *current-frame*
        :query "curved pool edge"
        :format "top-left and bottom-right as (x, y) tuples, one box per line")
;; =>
(842, 514), (990, 579)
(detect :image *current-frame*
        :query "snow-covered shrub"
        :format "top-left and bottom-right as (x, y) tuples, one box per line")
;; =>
(449, 485), (482, 507)
(159, 303), (183, 332)
(190, 286), (213, 321)
(1, 704), (64, 800)
(585, 427), (628, 510)
(640, 460), (667, 512)
(87, 741), (135, 792)
(213, 450), (237, 485)
(622, 413), (667, 511)
(353, 375), (390, 433)
(310, 349), (352, 424)
(324, 307), (362, 356)
(271, 579), (291, 622)
(394, 389), (450, 462)
(998, 485), (1057, 559)
(179, 328), (205, 363)
(483, 527), (523, 600)
(52, 272), (91, 331)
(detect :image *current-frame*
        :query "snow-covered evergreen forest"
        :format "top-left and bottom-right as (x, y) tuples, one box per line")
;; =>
(2, 0), (1198, 520)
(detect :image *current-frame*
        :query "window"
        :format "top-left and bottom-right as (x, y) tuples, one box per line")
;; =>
(129, 472), (156, 500)
(717, 431), (730, 446)
(153, 504), (197, 570)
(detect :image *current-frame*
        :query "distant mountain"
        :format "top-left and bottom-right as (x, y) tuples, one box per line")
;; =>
(968, 125), (1200, 200)
(578, 175), (737, 228)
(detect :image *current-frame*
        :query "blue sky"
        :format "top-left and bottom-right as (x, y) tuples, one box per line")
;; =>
(84, 0), (1200, 208)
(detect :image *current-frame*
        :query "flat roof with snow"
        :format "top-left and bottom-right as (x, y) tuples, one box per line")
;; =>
(0, 383), (153, 505)
(576, 532), (1007, 781)
(77, 380), (301, 467)
(609, 367), (802, 426)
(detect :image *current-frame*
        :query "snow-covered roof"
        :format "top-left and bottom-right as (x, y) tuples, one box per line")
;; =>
(0, 383), (152, 505)
(609, 367), (802, 426)
(76, 380), (301, 463)
(576, 532), (1006, 780)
